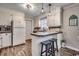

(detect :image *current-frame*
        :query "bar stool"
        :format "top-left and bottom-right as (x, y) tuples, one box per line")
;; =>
(40, 40), (55, 56)
(49, 38), (58, 52)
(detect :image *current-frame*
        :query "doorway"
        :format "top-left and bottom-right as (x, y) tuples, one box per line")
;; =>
(26, 20), (32, 40)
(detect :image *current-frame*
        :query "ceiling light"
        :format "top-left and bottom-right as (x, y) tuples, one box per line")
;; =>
(42, 8), (44, 13)
(41, 3), (44, 13)
(23, 3), (33, 10)
(48, 4), (52, 16)
(26, 4), (31, 9)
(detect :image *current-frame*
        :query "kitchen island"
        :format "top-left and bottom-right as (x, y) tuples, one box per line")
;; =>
(31, 32), (62, 56)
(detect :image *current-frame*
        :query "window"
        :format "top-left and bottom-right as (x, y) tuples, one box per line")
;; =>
(39, 17), (47, 28)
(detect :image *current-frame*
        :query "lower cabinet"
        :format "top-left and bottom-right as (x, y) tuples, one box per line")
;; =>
(0, 37), (2, 48)
(0, 31), (25, 48)
(0, 33), (11, 48)
(57, 33), (62, 49)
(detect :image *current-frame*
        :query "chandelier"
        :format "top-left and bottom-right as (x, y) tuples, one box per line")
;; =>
(26, 4), (32, 9)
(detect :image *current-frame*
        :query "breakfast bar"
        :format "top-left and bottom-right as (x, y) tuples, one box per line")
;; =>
(31, 32), (62, 56)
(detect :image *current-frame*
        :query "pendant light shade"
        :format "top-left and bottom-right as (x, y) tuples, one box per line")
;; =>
(41, 3), (44, 13)
(48, 4), (52, 16)
(42, 3), (44, 13)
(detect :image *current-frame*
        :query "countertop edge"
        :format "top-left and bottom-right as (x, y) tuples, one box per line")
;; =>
(31, 32), (62, 37)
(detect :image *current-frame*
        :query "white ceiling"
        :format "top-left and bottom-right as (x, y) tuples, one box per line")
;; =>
(0, 3), (73, 17)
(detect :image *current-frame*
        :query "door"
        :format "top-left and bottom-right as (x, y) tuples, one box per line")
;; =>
(26, 20), (32, 39)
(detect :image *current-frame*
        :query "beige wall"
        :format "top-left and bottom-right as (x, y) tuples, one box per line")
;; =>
(63, 4), (79, 49)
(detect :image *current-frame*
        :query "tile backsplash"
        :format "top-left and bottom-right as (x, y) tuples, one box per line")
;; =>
(33, 26), (62, 33)
(49, 28), (61, 32)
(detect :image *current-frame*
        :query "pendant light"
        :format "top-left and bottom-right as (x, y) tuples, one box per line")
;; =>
(41, 3), (44, 13)
(48, 4), (52, 16)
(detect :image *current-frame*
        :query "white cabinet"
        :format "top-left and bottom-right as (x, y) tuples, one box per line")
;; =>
(57, 33), (62, 49)
(47, 7), (62, 26)
(0, 33), (11, 48)
(54, 7), (62, 26)
(0, 36), (2, 48)
(47, 15), (55, 26)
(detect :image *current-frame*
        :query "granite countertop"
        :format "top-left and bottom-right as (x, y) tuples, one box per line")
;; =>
(31, 31), (62, 37)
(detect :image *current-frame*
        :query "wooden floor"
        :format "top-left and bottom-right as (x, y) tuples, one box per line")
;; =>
(0, 39), (32, 56)
(60, 47), (79, 56)
(0, 39), (79, 56)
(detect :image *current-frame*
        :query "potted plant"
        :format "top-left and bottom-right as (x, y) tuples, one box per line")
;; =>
(61, 39), (66, 48)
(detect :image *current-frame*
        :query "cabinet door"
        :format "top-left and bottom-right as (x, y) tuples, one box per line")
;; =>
(47, 15), (55, 26)
(0, 11), (11, 25)
(57, 33), (62, 49)
(2, 33), (11, 48)
(0, 38), (2, 48)
(54, 8), (61, 26)
(13, 28), (25, 46)
(47, 7), (62, 26)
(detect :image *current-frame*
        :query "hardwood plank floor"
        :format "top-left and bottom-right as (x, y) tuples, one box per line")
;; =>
(0, 39), (32, 56)
(0, 39), (78, 56)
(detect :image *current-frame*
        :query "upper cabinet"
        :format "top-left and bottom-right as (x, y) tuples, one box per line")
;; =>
(47, 7), (62, 27)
